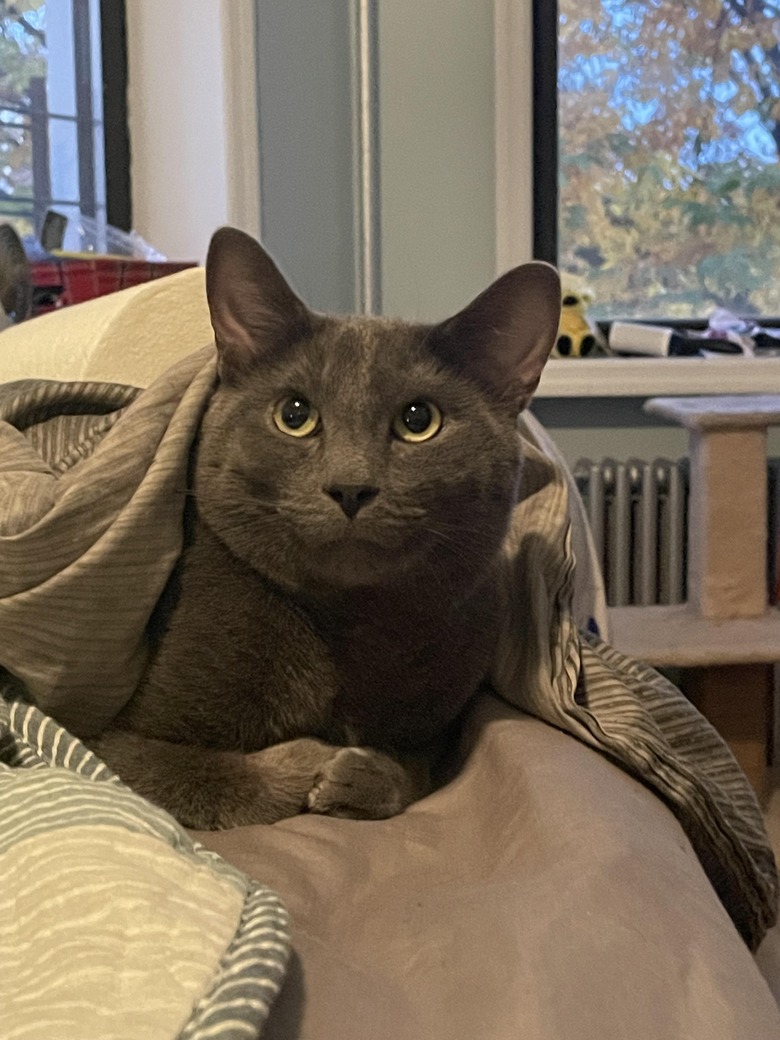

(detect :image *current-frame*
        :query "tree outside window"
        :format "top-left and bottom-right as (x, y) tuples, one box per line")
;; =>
(554, 0), (780, 319)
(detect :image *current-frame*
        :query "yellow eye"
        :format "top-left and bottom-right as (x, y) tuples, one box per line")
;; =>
(273, 396), (320, 437)
(393, 400), (443, 443)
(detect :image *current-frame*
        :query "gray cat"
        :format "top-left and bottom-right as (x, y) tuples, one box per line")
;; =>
(91, 228), (560, 829)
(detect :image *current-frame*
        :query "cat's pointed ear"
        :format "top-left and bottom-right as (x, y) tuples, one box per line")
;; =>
(206, 227), (313, 383)
(430, 262), (561, 411)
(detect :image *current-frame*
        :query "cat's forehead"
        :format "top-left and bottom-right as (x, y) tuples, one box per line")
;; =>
(315, 314), (423, 357)
(293, 314), (436, 393)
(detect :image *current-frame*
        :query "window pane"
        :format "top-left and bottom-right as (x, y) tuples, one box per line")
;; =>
(558, 0), (780, 319)
(0, 109), (33, 224)
(46, 1), (76, 117)
(48, 116), (78, 201)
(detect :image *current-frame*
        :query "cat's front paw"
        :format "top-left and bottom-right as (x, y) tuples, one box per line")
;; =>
(307, 746), (420, 820)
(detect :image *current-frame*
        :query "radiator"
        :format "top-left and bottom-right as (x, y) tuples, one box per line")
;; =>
(573, 458), (688, 607)
(574, 457), (780, 607)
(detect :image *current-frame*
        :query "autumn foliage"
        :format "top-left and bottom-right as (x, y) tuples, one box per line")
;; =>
(558, 0), (780, 318)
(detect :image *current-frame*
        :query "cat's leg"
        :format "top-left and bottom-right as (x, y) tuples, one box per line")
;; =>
(307, 746), (432, 820)
(89, 730), (338, 830)
(91, 730), (434, 828)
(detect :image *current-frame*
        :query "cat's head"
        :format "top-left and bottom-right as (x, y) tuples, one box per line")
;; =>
(196, 227), (560, 593)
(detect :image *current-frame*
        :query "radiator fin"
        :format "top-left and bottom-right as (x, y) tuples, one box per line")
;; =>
(573, 457), (689, 608)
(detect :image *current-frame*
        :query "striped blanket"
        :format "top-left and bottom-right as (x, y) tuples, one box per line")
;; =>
(0, 695), (289, 1039)
(0, 348), (777, 1032)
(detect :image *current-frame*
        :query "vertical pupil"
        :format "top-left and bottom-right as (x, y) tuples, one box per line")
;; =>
(283, 398), (310, 429)
(404, 402), (432, 434)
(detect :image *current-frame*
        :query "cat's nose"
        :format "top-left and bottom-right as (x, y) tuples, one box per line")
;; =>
(324, 483), (379, 519)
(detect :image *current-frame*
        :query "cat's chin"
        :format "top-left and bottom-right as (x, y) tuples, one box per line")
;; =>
(302, 538), (405, 588)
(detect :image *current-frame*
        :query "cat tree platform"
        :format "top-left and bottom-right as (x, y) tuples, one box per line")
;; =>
(607, 395), (780, 800)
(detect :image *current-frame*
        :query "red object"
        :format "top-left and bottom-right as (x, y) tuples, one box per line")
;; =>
(29, 257), (197, 315)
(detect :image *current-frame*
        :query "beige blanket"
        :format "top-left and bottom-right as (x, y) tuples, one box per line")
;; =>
(1, 349), (779, 1036)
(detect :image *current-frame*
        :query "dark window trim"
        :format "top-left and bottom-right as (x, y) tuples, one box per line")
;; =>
(73, 0), (97, 219)
(100, 0), (131, 231)
(532, 0), (557, 265)
(28, 76), (51, 232)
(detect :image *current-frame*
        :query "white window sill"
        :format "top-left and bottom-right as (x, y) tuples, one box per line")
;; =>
(535, 355), (780, 398)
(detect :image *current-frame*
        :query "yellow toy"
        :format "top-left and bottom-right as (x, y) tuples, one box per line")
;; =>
(553, 287), (605, 358)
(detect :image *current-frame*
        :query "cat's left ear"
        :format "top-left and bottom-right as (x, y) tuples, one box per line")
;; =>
(430, 262), (561, 411)
(206, 227), (313, 384)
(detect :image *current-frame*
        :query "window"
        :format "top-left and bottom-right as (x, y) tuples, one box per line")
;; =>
(0, 0), (129, 249)
(534, 0), (780, 320)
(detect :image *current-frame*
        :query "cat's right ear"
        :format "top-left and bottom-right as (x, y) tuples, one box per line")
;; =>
(206, 227), (313, 383)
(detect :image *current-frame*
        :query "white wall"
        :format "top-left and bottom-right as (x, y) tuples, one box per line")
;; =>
(495, 0), (535, 271)
(254, 0), (358, 313)
(376, 0), (537, 318)
(125, 0), (258, 263)
(252, 0), (511, 319)
(377, 0), (497, 320)
(123, 0), (534, 297)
